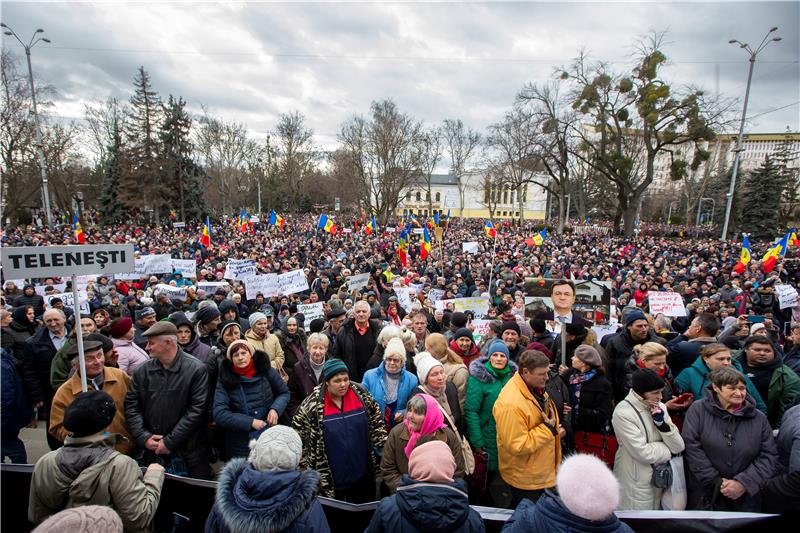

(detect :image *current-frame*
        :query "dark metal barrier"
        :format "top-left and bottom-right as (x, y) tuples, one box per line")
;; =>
(2, 464), (788, 532)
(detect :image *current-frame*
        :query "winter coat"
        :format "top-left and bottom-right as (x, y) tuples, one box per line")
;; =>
(14, 288), (45, 317)
(611, 390), (685, 510)
(212, 351), (290, 458)
(204, 458), (330, 533)
(362, 362), (419, 424)
(604, 329), (666, 402)
(275, 327), (307, 374)
(48, 338), (77, 390)
(49, 367), (134, 455)
(438, 357), (469, 410)
(562, 368), (615, 433)
(502, 490), (634, 533)
(493, 372), (562, 491)
(244, 328), (285, 370)
(1, 348), (33, 435)
(179, 332), (212, 363)
(124, 349), (210, 467)
(380, 423), (465, 493)
(22, 326), (60, 405)
(464, 355), (517, 470)
(365, 477), (485, 533)
(113, 337), (151, 377)
(667, 337), (718, 377)
(682, 386), (778, 511)
(777, 404), (800, 472)
(5, 316), (36, 364)
(287, 356), (323, 420)
(410, 383), (463, 435)
(28, 433), (164, 532)
(675, 357), (767, 414)
(740, 353), (800, 428)
(332, 318), (383, 382)
(291, 382), (388, 497)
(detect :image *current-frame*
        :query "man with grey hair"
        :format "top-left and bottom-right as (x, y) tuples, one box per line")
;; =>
(22, 308), (67, 450)
(333, 299), (382, 381)
(125, 321), (212, 479)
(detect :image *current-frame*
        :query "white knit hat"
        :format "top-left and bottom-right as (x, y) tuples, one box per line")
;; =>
(749, 322), (766, 336)
(248, 425), (302, 471)
(384, 337), (407, 364)
(414, 352), (444, 385)
(557, 454), (620, 521)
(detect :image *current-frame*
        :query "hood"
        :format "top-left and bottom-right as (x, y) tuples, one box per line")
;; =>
(701, 383), (757, 418)
(528, 491), (628, 533)
(468, 354), (518, 384)
(170, 312), (200, 345)
(215, 458), (320, 533)
(55, 443), (116, 503)
(218, 299), (239, 318)
(395, 477), (472, 532)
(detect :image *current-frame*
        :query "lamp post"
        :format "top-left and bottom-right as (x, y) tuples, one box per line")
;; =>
(1, 23), (54, 230)
(720, 27), (782, 241)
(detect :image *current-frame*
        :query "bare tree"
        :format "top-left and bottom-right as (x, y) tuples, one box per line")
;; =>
(273, 111), (317, 210)
(418, 126), (442, 214)
(474, 160), (505, 220)
(338, 99), (423, 226)
(83, 97), (121, 168)
(442, 119), (481, 218)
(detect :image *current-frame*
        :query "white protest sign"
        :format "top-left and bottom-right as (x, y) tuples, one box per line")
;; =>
(154, 284), (187, 301)
(298, 302), (325, 331)
(245, 274), (280, 300)
(343, 228), (352, 234)
(646, 292), (687, 317)
(45, 292), (90, 315)
(139, 254), (173, 275)
(428, 288), (445, 303)
(196, 281), (229, 294)
(462, 241), (479, 254)
(347, 273), (371, 292)
(224, 259), (257, 280)
(409, 283), (423, 294)
(171, 259), (197, 279)
(278, 269), (309, 295)
(386, 227), (396, 233)
(412, 228), (424, 235)
(592, 324), (619, 343)
(35, 283), (66, 296)
(395, 287), (418, 313)
(471, 319), (492, 344)
(776, 284), (799, 310)
(1, 244), (135, 279)
(435, 297), (490, 317)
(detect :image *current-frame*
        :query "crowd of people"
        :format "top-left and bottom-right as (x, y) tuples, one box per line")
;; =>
(2, 213), (800, 531)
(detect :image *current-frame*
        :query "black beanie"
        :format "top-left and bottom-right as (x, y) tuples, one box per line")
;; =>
(63, 390), (116, 438)
(453, 328), (473, 342)
(450, 312), (468, 328)
(501, 321), (521, 336)
(631, 368), (665, 395)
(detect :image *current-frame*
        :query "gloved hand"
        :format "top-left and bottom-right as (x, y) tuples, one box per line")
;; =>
(652, 408), (665, 425)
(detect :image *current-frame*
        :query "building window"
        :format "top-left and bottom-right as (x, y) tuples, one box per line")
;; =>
(436, 192), (441, 202)
(503, 190), (508, 204)
(426, 191), (430, 201)
(484, 187), (490, 203)
(510, 190), (515, 205)
(406, 192), (411, 201)
(416, 191), (421, 202)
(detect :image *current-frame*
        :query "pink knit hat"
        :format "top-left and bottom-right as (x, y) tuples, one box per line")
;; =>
(408, 440), (456, 483)
(33, 506), (123, 533)
(557, 454), (620, 521)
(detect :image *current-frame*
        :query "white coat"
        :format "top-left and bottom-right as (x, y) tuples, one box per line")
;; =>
(612, 390), (685, 510)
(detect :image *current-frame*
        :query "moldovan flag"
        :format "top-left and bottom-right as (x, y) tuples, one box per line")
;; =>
(531, 229), (547, 246)
(484, 220), (497, 238)
(365, 216), (377, 235)
(200, 217), (212, 247)
(790, 228), (799, 248)
(733, 235), (751, 274)
(72, 214), (86, 244)
(421, 227), (431, 260)
(268, 210), (285, 229)
(761, 233), (788, 274)
(318, 214), (336, 234)
(239, 208), (248, 233)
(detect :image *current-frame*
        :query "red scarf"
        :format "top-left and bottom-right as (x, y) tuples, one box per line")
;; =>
(635, 358), (666, 378)
(232, 359), (256, 378)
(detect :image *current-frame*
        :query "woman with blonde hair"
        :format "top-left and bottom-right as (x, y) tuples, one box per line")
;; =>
(424, 333), (469, 408)
(623, 342), (692, 413)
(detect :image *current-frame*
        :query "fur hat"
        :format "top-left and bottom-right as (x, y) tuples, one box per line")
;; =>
(414, 352), (444, 385)
(384, 337), (407, 364)
(557, 454), (620, 521)
(248, 425), (302, 471)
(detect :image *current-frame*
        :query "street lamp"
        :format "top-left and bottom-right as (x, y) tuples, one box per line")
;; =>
(1, 23), (54, 230)
(720, 27), (782, 241)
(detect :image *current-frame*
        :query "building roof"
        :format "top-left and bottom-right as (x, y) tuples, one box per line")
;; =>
(427, 173), (458, 186)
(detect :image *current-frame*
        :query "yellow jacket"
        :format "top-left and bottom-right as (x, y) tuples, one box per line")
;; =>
(493, 372), (562, 490)
(244, 328), (285, 370)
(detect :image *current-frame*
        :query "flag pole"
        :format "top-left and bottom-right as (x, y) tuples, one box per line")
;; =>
(487, 233), (498, 298)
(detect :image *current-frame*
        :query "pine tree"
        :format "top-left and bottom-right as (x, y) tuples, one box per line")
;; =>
(99, 115), (125, 223)
(739, 156), (783, 239)
(773, 128), (799, 225)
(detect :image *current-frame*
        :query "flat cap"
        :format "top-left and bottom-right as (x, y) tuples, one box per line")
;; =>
(142, 321), (178, 337)
(66, 340), (103, 358)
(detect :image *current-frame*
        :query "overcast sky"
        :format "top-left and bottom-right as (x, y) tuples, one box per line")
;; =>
(3, 1), (798, 155)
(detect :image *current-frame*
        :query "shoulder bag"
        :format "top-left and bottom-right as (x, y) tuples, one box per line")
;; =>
(623, 399), (672, 489)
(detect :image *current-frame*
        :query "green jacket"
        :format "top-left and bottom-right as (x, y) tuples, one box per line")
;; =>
(463, 355), (517, 470)
(50, 338), (77, 390)
(675, 356), (767, 415)
(765, 364), (800, 428)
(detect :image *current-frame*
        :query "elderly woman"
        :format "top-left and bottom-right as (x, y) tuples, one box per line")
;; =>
(362, 338), (419, 430)
(411, 352), (464, 435)
(425, 333), (469, 408)
(380, 394), (465, 493)
(276, 316), (307, 377)
(559, 345), (614, 433)
(675, 343), (767, 414)
(287, 332), (329, 419)
(212, 340), (290, 459)
(292, 359), (388, 502)
(682, 367), (778, 511)
(623, 342), (691, 413)
(612, 369), (685, 510)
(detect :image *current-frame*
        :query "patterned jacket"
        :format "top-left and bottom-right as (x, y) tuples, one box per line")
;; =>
(292, 382), (388, 497)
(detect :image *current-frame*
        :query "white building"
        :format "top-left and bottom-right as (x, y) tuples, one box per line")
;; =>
(396, 172), (549, 220)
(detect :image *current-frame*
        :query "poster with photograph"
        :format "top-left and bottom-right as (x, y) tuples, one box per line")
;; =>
(523, 277), (612, 325)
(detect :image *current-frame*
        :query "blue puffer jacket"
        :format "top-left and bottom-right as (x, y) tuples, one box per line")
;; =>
(502, 490), (634, 533)
(362, 362), (419, 420)
(205, 458), (330, 533)
(365, 476), (485, 532)
(213, 351), (290, 458)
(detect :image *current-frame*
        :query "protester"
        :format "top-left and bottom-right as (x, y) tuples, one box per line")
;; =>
(1, 344), (33, 463)
(29, 390), (165, 531)
(195, 305), (222, 347)
(212, 340), (290, 459)
(291, 358), (388, 501)
(738, 335), (800, 427)
(333, 300), (383, 382)
(623, 342), (689, 413)
(612, 368), (685, 510)
(48, 315), (98, 389)
(411, 352), (463, 434)
(362, 337), (419, 430)
(502, 454), (634, 533)
(450, 327), (482, 371)
(559, 345), (614, 433)
(169, 312), (212, 362)
(109, 317), (151, 376)
(275, 315), (307, 377)
(243, 311), (285, 370)
(425, 332), (469, 408)
(367, 440), (484, 533)
(682, 367), (778, 511)
(32, 506), (123, 533)
(287, 332), (328, 419)
(666, 313), (720, 376)
(205, 425), (330, 533)
(5, 305), (37, 364)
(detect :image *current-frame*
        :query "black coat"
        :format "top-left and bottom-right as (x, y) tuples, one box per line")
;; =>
(667, 337), (718, 377)
(562, 368), (614, 433)
(4, 320), (35, 366)
(13, 290), (45, 317)
(604, 329), (665, 402)
(410, 382), (463, 435)
(21, 327), (59, 405)
(124, 349), (210, 466)
(332, 318), (382, 382)
(287, 356), (321, 420)
(682, 386), (779, 511)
